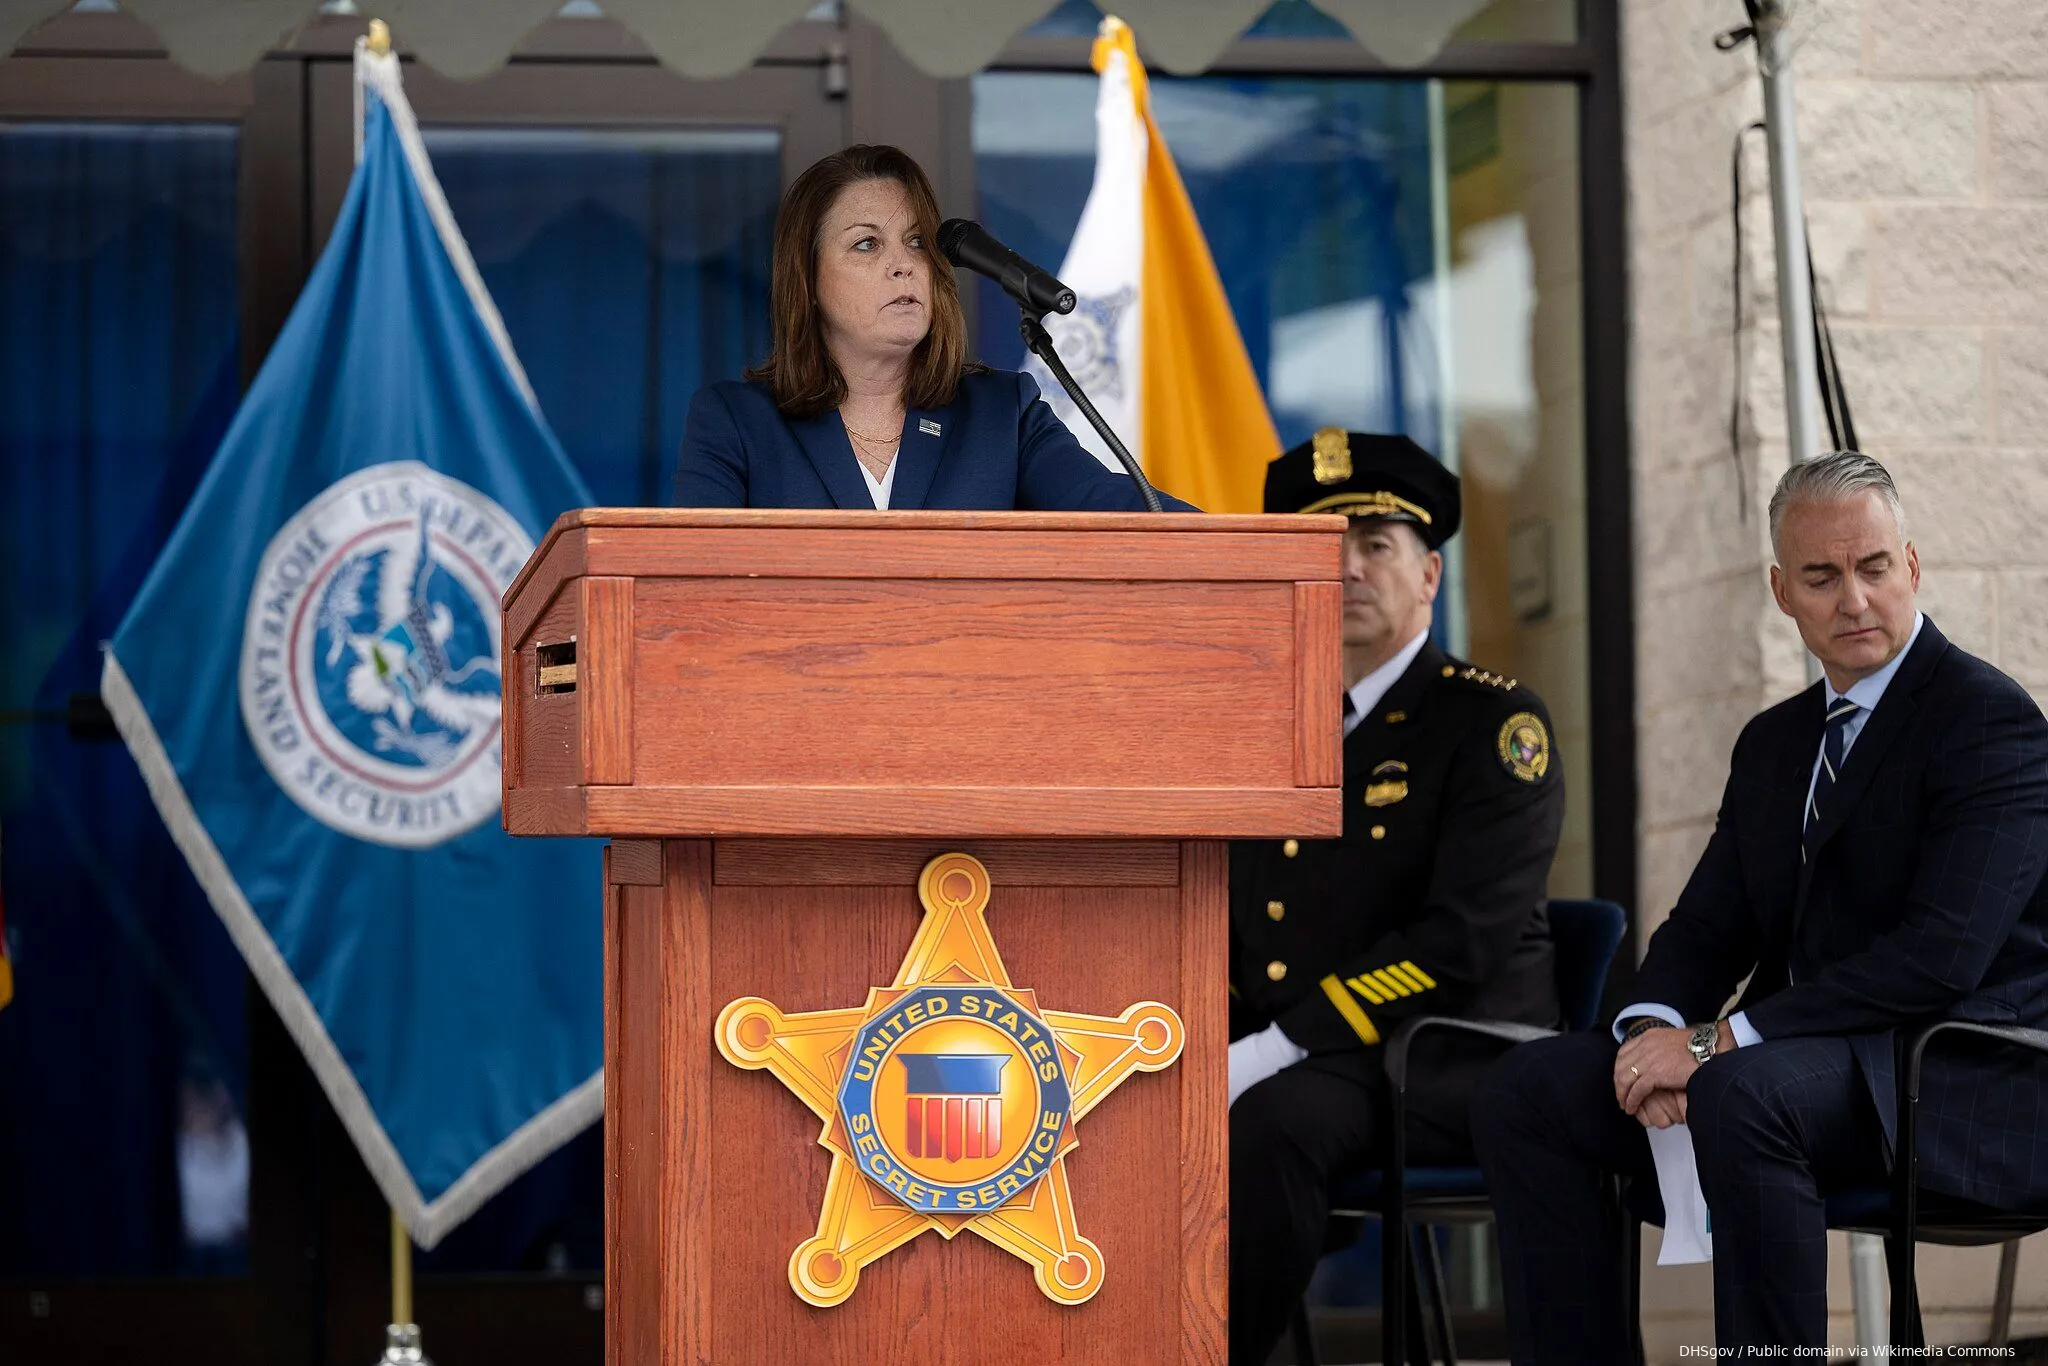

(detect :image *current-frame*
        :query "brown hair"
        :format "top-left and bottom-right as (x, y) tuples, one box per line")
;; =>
(747, 144), (971, 419)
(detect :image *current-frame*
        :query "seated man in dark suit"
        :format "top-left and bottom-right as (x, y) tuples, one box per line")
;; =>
(1474, 450), (2048, 1361)
(1227, 430), (1566, 1366)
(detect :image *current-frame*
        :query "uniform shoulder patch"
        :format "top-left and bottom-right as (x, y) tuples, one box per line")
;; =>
(1496, 711), (1551, 783)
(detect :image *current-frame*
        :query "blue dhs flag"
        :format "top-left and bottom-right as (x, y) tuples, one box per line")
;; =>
(101, 47), (600, 1247)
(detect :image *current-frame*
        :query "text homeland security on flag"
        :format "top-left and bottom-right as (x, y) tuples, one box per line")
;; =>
(101, 44), (600, 1247)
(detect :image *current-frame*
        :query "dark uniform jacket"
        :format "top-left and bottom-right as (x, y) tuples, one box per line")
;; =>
(1230, 638), (1566, 1059)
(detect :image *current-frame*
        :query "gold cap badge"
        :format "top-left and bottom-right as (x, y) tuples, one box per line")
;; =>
(1311, 427), (1352, 485)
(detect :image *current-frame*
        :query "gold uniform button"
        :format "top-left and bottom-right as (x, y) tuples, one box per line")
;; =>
(1266, 960), (1288, 982)
(1442, 665), (1455, 677)
(1371, 825), (1386, 840)
(1282, 838), (1300, 858)
(1266, 900), (1285, 921)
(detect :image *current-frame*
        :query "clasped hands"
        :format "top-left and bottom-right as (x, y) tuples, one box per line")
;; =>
(1612, 1019), (1734, 1129)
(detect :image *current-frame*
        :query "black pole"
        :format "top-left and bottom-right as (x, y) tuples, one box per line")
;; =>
(1018, 310), (1163, 513)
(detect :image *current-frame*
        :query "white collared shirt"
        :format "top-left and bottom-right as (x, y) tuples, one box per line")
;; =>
(1343, 628), (1431, 738)
(859, 456), (898, 510)
(1618, 611), (1927, 1047)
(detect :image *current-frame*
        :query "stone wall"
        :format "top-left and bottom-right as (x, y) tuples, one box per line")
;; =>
(1623, 0), (2048, 1352)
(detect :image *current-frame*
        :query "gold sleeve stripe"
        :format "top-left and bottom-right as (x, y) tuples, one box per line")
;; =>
(1321, 975), (1381, 1045)
(1346, 974), (1388, 1004)
(1369, 968), (1412, 998)
(1385, 963), (1431, 994)
(1399, 960), (1438, 989)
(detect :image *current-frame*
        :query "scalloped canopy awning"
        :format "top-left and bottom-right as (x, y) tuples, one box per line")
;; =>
(0, 0), (1496, 81)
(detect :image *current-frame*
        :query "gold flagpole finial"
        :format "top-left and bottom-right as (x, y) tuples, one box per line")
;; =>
(366, 18), (392, 56)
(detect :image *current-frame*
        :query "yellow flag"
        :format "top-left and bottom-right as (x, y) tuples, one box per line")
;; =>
(1023, 17), (1281, 514)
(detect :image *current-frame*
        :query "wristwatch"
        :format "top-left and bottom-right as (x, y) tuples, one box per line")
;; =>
(1686, 1022), (1719, 1065)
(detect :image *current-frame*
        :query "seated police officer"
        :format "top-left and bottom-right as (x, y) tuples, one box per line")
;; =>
(1227, 430), (1567, 1365)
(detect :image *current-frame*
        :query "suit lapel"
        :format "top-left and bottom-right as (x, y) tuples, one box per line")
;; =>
(1778, 690), (1824, 834)
(788, 412), (871, 510)
(889, 406), (947, 510)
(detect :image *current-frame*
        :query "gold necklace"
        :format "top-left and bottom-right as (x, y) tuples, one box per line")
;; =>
(842, 415), (902, 446)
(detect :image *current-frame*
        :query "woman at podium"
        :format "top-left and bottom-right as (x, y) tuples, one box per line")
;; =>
(673, 144), (1191, 512)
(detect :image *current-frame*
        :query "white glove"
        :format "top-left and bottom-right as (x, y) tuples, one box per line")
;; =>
(1227, 1022), (1308, 1107)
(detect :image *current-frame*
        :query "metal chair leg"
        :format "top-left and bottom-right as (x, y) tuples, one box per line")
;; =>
(1399, 1237), (1434, 1366)
(1883, 1235), (1925, 1349)
(1287, 1294), (1320, 1366)
(1382, 1198), (1410, 1366)
(1415, 1224), (1458, 1366)
(1621, 1189), (1645, 1366)
(1890, 1036), (1927, 1351)
(1990, 1238), (2021, 1349)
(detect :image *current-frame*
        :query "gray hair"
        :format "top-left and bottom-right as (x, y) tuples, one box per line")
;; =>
(1767, 451), (1906, 561)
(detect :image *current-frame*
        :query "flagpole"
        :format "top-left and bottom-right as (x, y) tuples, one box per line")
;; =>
(377, 1207), (433, 1365)
(352, 42), (428, 1366)
(393, 1208), (412, 1327)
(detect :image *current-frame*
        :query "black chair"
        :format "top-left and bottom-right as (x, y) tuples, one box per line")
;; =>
(1288, 897), (1628, 1366)
(1879, 1021), (2048, 1344)
(1621, 1019), (2048, 1351)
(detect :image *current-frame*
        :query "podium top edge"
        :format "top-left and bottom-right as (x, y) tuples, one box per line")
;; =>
(508, 508), (1346, 606)
(548, 508), (1345, 534)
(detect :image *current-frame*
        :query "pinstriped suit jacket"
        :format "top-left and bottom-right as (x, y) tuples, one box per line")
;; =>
(1633, 617), (2048, 1209)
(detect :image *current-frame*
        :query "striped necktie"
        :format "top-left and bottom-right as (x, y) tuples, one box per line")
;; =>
(1804, 697), (1862, 846)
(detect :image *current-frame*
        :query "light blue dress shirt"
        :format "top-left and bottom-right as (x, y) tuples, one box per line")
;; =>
(1614, 612), (1926, 1047)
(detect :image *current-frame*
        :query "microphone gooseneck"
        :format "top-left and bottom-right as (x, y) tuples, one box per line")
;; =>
(937, 218), (1162, 513)
(1018, 314), (1163, 514)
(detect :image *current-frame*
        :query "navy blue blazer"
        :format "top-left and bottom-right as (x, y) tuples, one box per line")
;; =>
(672, 370), (1195, 512)
(1634, 618), (2048, 1209)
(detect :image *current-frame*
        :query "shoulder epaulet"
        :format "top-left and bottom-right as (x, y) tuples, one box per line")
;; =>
(1445, 662), (1519, 694)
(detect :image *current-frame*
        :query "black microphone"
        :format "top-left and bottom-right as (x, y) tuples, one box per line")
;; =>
(937, 219), (1076, 318)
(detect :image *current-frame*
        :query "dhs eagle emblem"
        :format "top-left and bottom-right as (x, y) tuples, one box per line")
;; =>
(716, 852), (1184, 1307)
(238, 462), (533, 849)
(1042, 287), (1135, 403)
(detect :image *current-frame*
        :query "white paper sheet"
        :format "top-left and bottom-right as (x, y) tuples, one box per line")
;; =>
(1646, 1123), (1713, 1264)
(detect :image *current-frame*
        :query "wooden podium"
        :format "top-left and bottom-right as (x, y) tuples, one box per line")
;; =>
(502, 510), (1343, 1365)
